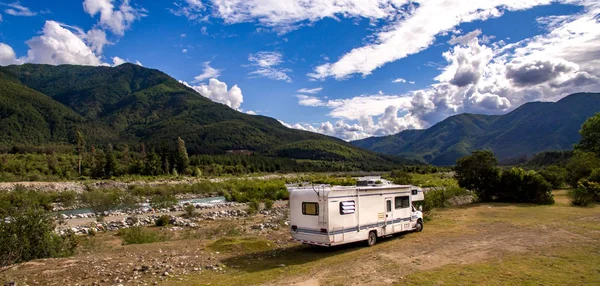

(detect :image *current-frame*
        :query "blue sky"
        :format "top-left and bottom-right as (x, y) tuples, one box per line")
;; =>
(1, 0), (599, 140)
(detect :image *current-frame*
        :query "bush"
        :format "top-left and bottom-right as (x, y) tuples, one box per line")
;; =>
(566, 151), (600, 187)
(264, 199), (274, 210)
(183, 204), (196, 218)
(497, 168), (554, 204)
(81, 188), (134, 215)
(390, 170), (412, 185)
(539, 166), (568, 189)
(247, 199), (260, 215)
(570, 179), (600, 207)
(455, 150), (500, 202)
(150, 194), (177, 210)
(0, 206), (78, 267)
(117, 227), (169, 245)
(155, 215), (171, 227)
(417, 185), (470, 212)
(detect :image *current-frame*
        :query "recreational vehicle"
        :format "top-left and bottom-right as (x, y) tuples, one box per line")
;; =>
(289, 181), (424, 247)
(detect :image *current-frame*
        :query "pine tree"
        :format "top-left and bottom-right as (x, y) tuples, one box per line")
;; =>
(175, 137), (190, 174)
(104, 145), (119, 178)
(144, 149), (162, 176)
(76, 131), (86, 175)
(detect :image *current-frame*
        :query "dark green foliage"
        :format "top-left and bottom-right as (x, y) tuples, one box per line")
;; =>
(0, 205), (78, 267)
(497, 168), (554, 204)
(520, 151), (573, 168)
(455, 151), (554, 204)
(390, 170), (412, 185)
(352, 93), (600, 165)
(0, 64), (406, 171)
(117, 227), (169, 245)
(416, 185), (470, 212)
(155, 215), (171, 227)
(569, 179), (600, 207)
(538, 166), (568, 189)
(565, 151), (600, 187)
(455, 150), (500, 202)
(575, 112), (600, 156)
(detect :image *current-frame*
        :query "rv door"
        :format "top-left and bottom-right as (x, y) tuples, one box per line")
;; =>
(384, 198), (394, 234)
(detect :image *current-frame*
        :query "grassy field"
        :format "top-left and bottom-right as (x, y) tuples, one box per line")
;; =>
(174, 190), (599, 286)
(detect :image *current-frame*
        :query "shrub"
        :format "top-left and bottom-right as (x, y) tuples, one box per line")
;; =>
(247, 199), (260, 215)
(455, 150), (500, 202)
(117, 227), (169, 245)
(417, 185), (470, 212)
(184, 204), (196, 218)
(570, 179), (600, 207)
(497, 168), (554, 204)
(155, 215), (171, 227)
(264, 199), (274, 210)
(390, 170), (412, 185)
(150, 194), (177, 210)
(566, 151), (600, 187)
(539, 166), (568, 189)
(0, 206), (78, 267)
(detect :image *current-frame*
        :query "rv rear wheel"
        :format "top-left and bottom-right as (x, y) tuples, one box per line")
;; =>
(415, 219), (423, 232)
(367, 231), (377, 247)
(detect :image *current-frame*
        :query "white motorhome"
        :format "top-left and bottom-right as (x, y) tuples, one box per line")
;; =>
(288, 181), (424, 247)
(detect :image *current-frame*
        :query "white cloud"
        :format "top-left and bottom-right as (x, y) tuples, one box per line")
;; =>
(309, 0), (555, 80)
(182, 78), (244, 110)
(448, 29), (482, 45)
(392, 78), (406, 83)
(83, 0), (145, 35)
(24, 21), (103, 66)
(171, 0), (399, 32)
(297, 87), (323, 94)
(181, 33), (187, 37)
(409, 81), (415, 84)
(246, 110), (257, 115)
(3, 2), (36, 16)
(193, 61), (221, 82)
(182, 48), (188, 53)
(112, 56), (126, 66)
(86, 28), (109, 54)
(247, 51), (291, 82)
(288, 1), (600, 140)
(0, 43), (19, 65)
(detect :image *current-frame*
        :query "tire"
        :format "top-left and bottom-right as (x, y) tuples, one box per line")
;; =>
(414, 219), (423, 232)
(366, 231), (377, 247)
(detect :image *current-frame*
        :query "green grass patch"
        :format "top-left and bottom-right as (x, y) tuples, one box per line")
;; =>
(400, 246), (600, 286)
(117, 227), (170, 245)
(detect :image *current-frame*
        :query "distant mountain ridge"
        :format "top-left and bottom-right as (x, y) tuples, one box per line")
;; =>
(0, 63), (409, 168)
(351, 93), (600, 165)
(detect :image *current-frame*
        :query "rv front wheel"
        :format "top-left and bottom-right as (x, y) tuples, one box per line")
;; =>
(415, 219), (423, 232)
(367, 231), (377, 247)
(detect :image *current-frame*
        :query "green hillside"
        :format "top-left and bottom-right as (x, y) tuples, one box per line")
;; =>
(0, 64), (405, 168)
(352, 93), (600, 165)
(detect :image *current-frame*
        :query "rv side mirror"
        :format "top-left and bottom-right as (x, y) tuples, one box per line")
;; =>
(418, 205), (423, 211)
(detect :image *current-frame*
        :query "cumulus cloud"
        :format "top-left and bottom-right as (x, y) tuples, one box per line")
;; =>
(392, 78), (406, 83)
(247, 51), (291, 82)
(193, 61), (221, 82)
(0, 43), (19, 65)
(24, 21), (103, 66)
(83, 0), (145, 35)
(112, 56), (126, 66)
(506, 59), (577, 87)
(183, 78), (244, 110)
(3, 2), (36, 16)
(297, 87), (323, 94)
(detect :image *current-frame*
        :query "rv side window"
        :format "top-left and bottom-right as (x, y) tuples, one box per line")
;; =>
(386, 200), (392, 212)
(340, 201), (356, 215)
(395, 196), (410, 209)
(302, 202), (319, 215)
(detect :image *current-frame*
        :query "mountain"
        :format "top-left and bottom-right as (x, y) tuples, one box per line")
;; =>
(352, 93), (600, 165)
(0, 63), (407, 168)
